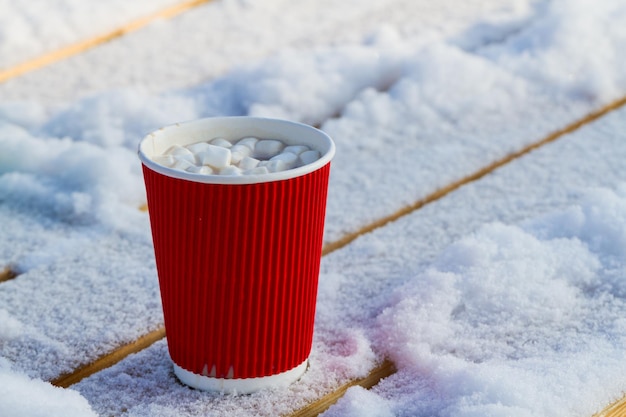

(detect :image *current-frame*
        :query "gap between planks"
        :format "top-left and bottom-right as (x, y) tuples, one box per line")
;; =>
(51, 327), (166, 388)
(594, 394), (626, 417)
(288, 360), (396, 417)
(0, 0), (212, 83)
(0, 266), (18, 283)
(48, 94), (626, 415)
(323, 94), (626, 255)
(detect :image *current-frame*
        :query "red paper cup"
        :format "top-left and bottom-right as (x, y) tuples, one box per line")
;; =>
(138, 117), (334, 393)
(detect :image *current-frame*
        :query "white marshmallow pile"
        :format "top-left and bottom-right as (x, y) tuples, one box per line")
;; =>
(153, 137), (321, 176)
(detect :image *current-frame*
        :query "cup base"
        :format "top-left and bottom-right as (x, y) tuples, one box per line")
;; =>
(173, 359), (308, 394)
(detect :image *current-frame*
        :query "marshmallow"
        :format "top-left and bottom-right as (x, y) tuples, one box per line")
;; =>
(254, 140), (284, 159)
(236, 137), (259, 150)
(269, 152), (298, 170)
(186, 165), (214, 175)
(299, 150), (321, 166)
(165, 145), (196, 164)
(153, 154), (176, 167)
(283, 145), (310, 155)
(238, 156), (260, 171)
(172, 158), (194, 171)
(230, 144), (252, 164)
(153, 137), (322, 176)
(244, 166), (269, 175)
(185, 141), (211, 154)
(165, 144), (190, 155)
(220, 165), (242, 175)
(197, 144), (232, 169)
(210, 137), (232, 148)
(265, 159), (290, 173)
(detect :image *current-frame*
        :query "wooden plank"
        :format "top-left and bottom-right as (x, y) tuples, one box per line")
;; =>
(594, 394), (626, 417)
(0, 266), (18, 283)
(45, 95), (626, 417)
(53, 94), (626, 389)
(51, 327), (166, 388)
(322, 94), (626, 256)
(0, 0), (212, 83)
(289, 360), (396, 417)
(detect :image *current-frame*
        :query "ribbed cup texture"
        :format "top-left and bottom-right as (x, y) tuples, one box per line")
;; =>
(142, 163), (331, 379)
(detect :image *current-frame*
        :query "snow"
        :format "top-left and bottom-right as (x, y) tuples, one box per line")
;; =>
(0, 359), (97, 417)
(1, 0), (626, 416)
(0, 0), (182, 69)
(319, 111), (626, 417)
(371, 208), (623, 415)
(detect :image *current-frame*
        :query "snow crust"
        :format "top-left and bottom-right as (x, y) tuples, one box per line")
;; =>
(1, 0), (626, 416)
(0, 359), (97, 417)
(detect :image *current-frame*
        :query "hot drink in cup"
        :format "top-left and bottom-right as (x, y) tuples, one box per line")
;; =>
(152, 136), (322, 176)
(138, 117), (334, 393)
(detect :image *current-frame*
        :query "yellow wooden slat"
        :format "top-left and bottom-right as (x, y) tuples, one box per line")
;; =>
(0, 0), (212, 83)
(51, 327), (166, 388)
(0, 266), (18, 282)
(594, 394), (626, 417)
(37, 95), (626, 415)
(322, 94), (626, 256)
(288, 360), (396, 417)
